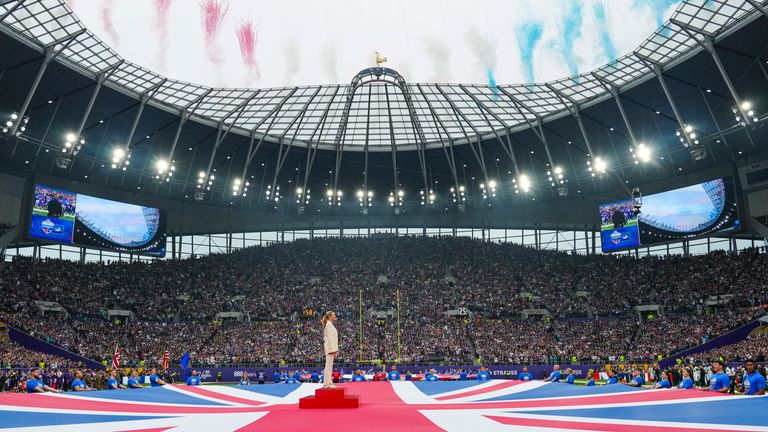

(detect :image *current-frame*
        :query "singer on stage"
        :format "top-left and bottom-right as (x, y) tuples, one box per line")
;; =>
(322, 311), (338, 388)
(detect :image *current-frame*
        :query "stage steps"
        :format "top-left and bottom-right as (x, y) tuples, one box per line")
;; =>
(299, 387), (360, 409)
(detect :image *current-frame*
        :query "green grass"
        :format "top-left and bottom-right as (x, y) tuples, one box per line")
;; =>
(33, 209), (75, 221)
(601, 219), (638, 231)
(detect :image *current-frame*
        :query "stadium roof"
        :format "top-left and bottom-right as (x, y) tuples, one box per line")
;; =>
(0, 0), (767, 211)
(0, 0), (760, 151)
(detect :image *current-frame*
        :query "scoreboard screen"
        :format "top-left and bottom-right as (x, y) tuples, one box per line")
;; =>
(600, 177), (738, 252)
(29, 184), (167, 257)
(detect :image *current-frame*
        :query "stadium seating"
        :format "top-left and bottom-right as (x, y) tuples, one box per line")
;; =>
(1, 237), (766, 369)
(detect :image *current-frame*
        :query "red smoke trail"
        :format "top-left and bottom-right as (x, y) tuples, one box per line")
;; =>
(236, 20), (260, 82)
(100, 0), (119, 48)
(154, 0), (172, 74)
(200, 0), (229, 66)
(200, 0), (229, 42)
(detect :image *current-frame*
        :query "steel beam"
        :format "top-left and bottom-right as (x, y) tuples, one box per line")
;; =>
(435, 85), (489, 180)
(743, 0), (768, 19)
(273, 87), (321, 192)
(460, 85), (521, 174)
(635, 51), (695, 149)
(592, 73), (637, 146)
(416, 85), (460, 191)
(0, 0), (26, 24)
(302, 87), (341, 197)
(546, 84), (596, 157)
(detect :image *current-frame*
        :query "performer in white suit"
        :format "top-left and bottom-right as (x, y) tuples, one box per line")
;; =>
(322, 311), (339, 388)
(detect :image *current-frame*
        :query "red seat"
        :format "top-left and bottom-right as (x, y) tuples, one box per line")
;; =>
(299, 387), (360, 409)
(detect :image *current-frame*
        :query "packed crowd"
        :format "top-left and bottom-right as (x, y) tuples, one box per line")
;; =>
(1, 237), (766, 368)
(687, 331), (768, 363)
(1, 339), (74, 369)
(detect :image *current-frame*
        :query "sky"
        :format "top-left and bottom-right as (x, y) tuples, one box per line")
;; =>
(75, 194), (156, 243)
(65, 0), (683, 89)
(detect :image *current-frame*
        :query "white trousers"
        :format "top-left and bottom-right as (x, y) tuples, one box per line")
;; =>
(323, 353), (334, 384)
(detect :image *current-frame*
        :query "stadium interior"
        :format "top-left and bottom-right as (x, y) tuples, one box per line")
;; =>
(1, 0), (768, 431)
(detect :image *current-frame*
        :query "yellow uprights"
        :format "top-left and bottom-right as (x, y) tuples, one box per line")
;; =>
(359, 287), (363, 363)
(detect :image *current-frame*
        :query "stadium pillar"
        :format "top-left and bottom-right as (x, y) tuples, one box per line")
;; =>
(591, 230), (596, 254)
(573, 231), (577, 253)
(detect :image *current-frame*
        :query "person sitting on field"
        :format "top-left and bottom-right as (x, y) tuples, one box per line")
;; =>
(71, 371), (96, 391)
(126, 370), (143, 389)
(626, 370), (644, 387)
(564, 368), (575, 384)
(654, 371), (671, 389)
(351, 370), (366, 382)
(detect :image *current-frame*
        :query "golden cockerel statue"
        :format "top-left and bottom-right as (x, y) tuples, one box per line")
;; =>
(375, 51), (388, 67)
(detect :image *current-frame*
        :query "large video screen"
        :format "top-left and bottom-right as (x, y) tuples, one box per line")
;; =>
(600, 177), (739, 252)
(30, 185), (167, 256)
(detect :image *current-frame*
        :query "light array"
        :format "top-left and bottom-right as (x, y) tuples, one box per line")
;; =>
(450, 185), (466, 203)
(547, 166), (565, 186)
(675, 124), (700, 148)
(419, 189), (436, 205)
(587, 156), (608, 176)
(110, 147), (130, 170)
(513, 174), (531, 193)
(357, 189), (373, 207)
(266, 184), (281, 201)
(733, 101), (758, 126)
(197, 171), (214, 190)
(231, 178), (249, 196)
(388, 190), (404, 207)
(154, 159), (176, 182)
(631, 143), (653, 164)
(325, 189), (342, 206)
(2, 112), (28, 136)
(479, 180), (497, 199)
(63, 132), (85, 156)
(296, 187), (310, 205)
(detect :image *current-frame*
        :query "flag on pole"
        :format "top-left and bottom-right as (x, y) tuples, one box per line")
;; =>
(161, 350), (170, 370)
(179, 352), (190, 378)
(111, 346), (120, 370)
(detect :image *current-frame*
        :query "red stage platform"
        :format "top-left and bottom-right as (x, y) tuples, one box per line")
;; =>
(299, 387), (360, 409)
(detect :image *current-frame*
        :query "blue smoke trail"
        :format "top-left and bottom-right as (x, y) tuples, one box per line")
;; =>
(634, 0), (681, 27)
(559, 0), (584, 78)
(487, 68), (500, 100)
(515, 21), (544, 83)
(593, 0), (617, 62)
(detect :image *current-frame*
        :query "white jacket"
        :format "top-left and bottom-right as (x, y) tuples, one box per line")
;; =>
(324, 321), (338, 355)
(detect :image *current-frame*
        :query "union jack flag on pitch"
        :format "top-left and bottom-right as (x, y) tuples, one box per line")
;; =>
(0, 380), (765, 431)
